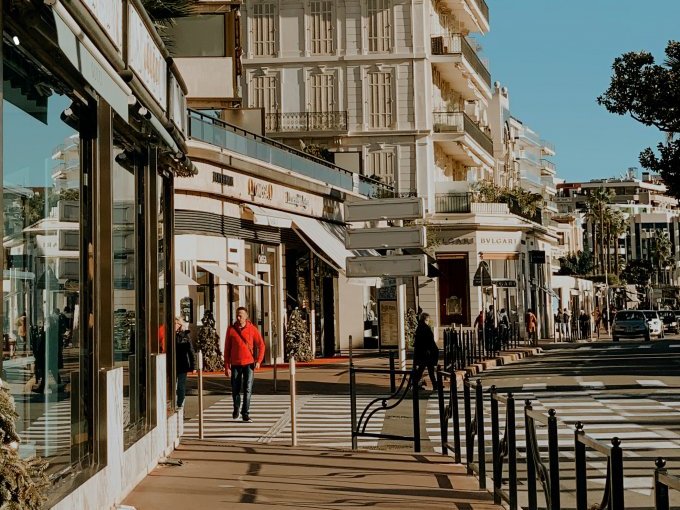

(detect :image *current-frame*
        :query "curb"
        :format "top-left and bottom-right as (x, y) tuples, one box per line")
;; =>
(460, 347), (542, 378)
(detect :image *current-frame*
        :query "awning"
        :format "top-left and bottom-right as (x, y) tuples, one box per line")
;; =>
(175, 269), (199, 286)
(228, 264), (272, 286)
(245, 204), (293, 228)
(242, 204), (380, 286)
(197, 262), (253, 286)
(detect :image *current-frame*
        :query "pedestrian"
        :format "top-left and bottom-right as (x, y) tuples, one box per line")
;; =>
(526, 309), (538, 345)
(473, 310), (484, 332)
(224, 307), (265, 423)
(16, 313), (26, 352)
(413, 312), (439, 390)
(498, 308), (510, 345)
(562, 308), (570, 340)
(175, 317), (195, 409)
(579, 310), (589, 339)
(602, 308), (609, 334)
(593, 306), (601, 337)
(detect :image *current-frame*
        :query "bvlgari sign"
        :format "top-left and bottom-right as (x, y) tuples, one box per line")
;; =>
(128, 3), (167, 108)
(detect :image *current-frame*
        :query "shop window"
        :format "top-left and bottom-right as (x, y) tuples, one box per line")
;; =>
(168, 15), (226, 57)
(2, 43), (91, 486)
(112, 141), (146, 445)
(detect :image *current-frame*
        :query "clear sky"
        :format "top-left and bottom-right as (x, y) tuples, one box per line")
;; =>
(483, 0), (680, 183)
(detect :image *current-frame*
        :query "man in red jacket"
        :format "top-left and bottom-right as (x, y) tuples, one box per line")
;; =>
(224, 307), (265, 422)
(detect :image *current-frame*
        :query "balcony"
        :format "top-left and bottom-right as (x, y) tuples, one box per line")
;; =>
(432, 111), (494, 156)
(433, 192), (545, 224)
(540, 159), (556, 175)
(265, 111), (348, 134)
(541, 139), (556, 155)
(430, 34), (491, 89)
(187, 109), (392, 198)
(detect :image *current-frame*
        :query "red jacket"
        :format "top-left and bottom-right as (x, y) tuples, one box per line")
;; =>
(224, 321), (265, 367)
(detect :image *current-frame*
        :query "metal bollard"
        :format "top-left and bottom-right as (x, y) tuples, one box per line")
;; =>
(389, 350), (396, 393)
(290, 356), (297, 446)
(198, 350), (204, 440)
(273, 329), (278, 393)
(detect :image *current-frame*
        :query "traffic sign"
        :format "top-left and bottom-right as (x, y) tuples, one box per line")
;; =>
(472, 261), (492, 287)
(346, 254), (427, 277)
(345, 226), (426, 250)
(344, 197), (424, 222)
(492, 279), (517, 288)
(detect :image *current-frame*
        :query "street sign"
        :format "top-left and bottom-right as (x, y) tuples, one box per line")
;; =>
(472, 261), (492, 287)
(345, 226), (426, 250)
(346, 254), (427, 277)
(530, 250), (546, 264)
(344, 197), (424, 222)
(492, 278), (517, 288)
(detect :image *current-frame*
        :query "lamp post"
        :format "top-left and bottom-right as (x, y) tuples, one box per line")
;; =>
(600, 204), (611, 320)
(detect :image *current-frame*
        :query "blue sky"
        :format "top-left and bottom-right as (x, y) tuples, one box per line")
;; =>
(483, 1), (680, 182)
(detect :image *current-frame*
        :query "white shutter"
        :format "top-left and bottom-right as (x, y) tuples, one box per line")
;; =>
(368, 71), (392, 129)
(253, 3), (276, 56)
(310, 1), (333, 55)
(368, 0), (391, 52)
(369, 150), (395, 187)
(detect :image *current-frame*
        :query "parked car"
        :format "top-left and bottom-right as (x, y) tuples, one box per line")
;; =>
(640, 310), (664, 338)
(612, 310), (650, 342)
(658, 310), (679, 334)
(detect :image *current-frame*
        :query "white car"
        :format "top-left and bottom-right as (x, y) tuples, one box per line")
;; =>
(640, 310), (664, 338)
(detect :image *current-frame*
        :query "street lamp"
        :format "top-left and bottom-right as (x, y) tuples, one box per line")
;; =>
(600, 204), (611, 318)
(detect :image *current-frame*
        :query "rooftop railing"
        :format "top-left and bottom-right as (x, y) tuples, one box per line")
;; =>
(187, 109), (393, 198)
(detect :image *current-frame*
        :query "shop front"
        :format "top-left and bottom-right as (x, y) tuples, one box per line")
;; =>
(0, 1), (191, 507)
(175, 159), (367, 362)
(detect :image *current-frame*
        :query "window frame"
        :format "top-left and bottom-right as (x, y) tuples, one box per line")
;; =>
(366, 69), (394, 129)
(251, 2), (278, 57)
(307, 0), (335, 55)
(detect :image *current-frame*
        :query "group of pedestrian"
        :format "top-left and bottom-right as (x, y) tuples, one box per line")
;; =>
(472, 305), (513, 349)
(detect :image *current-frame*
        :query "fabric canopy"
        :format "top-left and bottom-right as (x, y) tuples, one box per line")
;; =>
(197, 262), (253, 286)
(175, 268), (199, 286)
(228, 264), (272, 286)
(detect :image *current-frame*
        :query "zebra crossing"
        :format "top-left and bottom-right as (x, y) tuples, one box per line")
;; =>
(425, 389), (680, 496)
(16, 400), (71, 457)
(183, 394), (385, 448)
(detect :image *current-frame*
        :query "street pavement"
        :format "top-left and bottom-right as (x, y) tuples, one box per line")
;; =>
(467, 338), (680, 508)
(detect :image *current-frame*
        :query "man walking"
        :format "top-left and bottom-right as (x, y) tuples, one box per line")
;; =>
(224, 307), (265, 423)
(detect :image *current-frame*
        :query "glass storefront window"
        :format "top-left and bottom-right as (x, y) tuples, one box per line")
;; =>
(112, 140), (146, 445)
(2, 43), (90, 484)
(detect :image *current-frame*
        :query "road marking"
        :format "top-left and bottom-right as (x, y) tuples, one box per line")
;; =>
(636, 379), (667, 387)
(522, 383), (547, 391)
(579, 381), (605, 389)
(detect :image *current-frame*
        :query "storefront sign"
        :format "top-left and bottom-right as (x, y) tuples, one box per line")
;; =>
(379, 300), (398, 348)
(446, 237), (474, 245)
(81, 0), (123, 50)
(480, 237), (517, 246)
(530, 250), (546, 264)
(248, 179), (273, 201)
(180, 297), (193, 323)
(285, 192), (310, 211)
(213, 172), (234, 186)
(169, 75), (186, 134)
(128, 4), (167, 108)
(493, 279), (517, 288)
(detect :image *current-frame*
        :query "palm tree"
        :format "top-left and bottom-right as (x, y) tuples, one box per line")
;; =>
(607, 209), (627, 276)
(141, 0), (197, 47)
(650, 229), (672, 284)
(584, 187), (614, 274)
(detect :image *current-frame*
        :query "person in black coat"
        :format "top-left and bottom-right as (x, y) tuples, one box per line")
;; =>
(413, 312), (439, 389)
(175, 318), (195, 408)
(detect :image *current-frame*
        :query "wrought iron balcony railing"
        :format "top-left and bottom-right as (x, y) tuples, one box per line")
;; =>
(265, 111), (348, 133)
(430, 34), (491, 87)
(432, 111), (493, 156)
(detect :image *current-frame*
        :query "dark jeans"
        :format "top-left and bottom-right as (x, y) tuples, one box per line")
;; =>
(176, 372), (188, 408)
(414, 363), (437, 388)
(231, 364), (254, 417)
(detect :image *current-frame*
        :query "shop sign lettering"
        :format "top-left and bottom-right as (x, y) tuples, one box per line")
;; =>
(480, 237), (516, 245)
(128, 4), (167, 108)
(248, 179), (273, 201)
(284, 192), (309, 210)
(82, 0), (123, 50)
(212, 172), (234, 186)
(446, 237), (474, 245)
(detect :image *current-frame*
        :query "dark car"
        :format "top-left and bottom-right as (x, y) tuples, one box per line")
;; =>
(612, 310), (650, 342)
(658, 310), (679, 334)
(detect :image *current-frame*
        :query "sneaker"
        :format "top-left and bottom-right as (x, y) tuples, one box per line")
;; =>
(232, 409), (239, 420)
(242, 415), (253, 423)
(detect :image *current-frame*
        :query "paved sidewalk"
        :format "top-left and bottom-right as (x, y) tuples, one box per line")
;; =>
(122, 440), (501, 510)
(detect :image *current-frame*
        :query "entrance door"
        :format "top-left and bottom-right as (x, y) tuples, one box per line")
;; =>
(255, 264), (274, 365)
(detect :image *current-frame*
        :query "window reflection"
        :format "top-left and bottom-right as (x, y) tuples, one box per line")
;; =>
(2, 57), (88, 477)
(112, 143), (146, 442)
